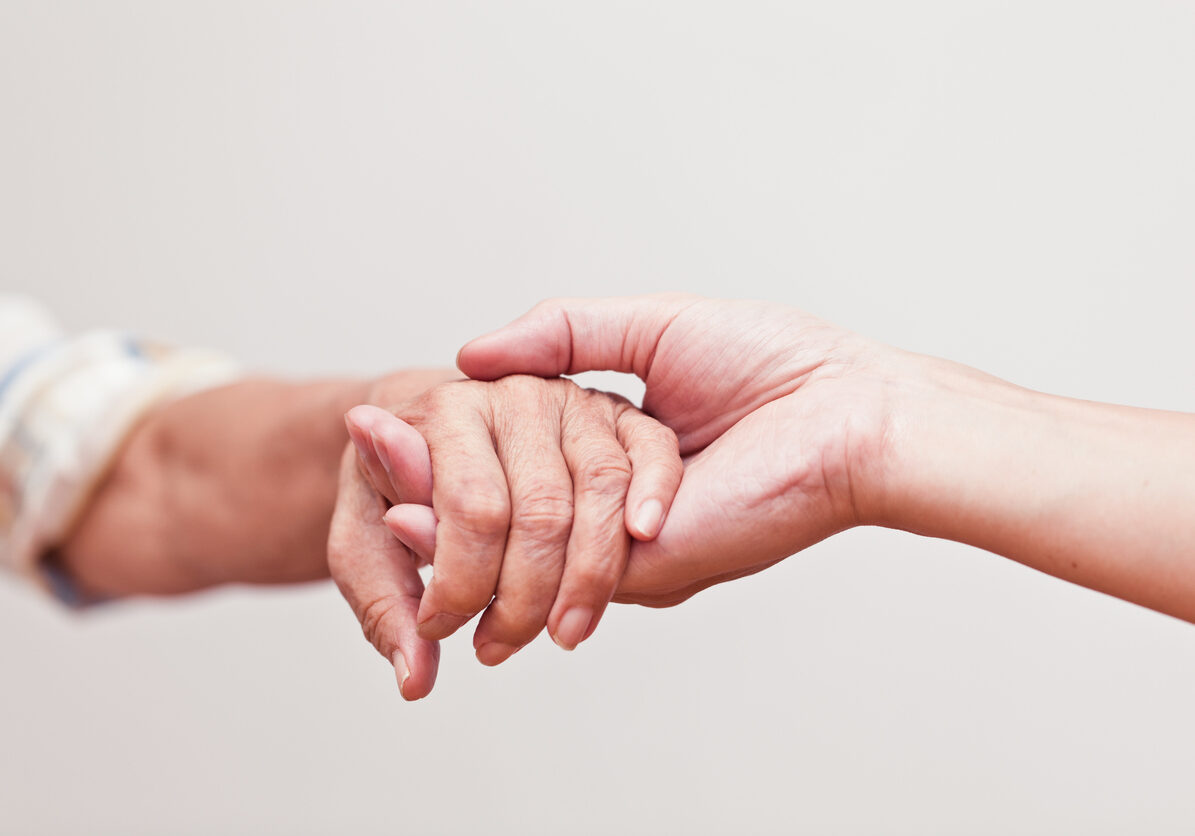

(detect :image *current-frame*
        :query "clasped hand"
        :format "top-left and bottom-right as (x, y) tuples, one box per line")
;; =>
(328, 374), (684, 699)
(329, 295), (895, 700)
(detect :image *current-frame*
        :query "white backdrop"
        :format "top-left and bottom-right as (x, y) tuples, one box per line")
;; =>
(2, 2), (1194, 833)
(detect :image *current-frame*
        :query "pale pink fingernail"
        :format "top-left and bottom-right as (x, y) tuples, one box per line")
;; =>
(369, 430), (392, 474)
(475, 642), (521, 667)
(632, 498), (665, 539)
(553, 606), (594, 651)
(392, 649), (410, 699)
(348, 426), (374, 465)
(382, 507), (411, 544)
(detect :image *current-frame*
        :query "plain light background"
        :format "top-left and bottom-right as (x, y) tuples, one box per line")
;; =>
(2, 2), (1194, 833)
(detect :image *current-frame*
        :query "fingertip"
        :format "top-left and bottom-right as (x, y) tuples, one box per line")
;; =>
(395, 655), (435, 702)
(347, 420), (376, 468)
(474, 641), (522, 667)
(369, 417), (434, 505)
(457, 322), (519, 380)
(454, 343), (478, 377)
(345, 404), (383, 433)
(416, 584), (472, 640)
(392, 649), (412, 699)
(548, 605), (596, 651)
(393, 634), (441, 701)
(344, 406), (365, 431)
(344, 407), (373, 450)
(619, 415), (683, 541)
(456, 333), (511, 381)
(457, 304), (568, 380)
(628, 497), (666, 540)
(383, 504), (438, 563)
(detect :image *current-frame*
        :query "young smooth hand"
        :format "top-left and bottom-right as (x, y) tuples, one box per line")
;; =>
(449, 294), (1195, 624)
(446, 294), (897, 606)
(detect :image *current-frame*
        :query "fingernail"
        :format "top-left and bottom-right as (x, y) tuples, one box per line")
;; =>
(382, 507), (412, 546)
(349, 428), (373, 465)
(369, 430), (392, 473)
(392, 649), (410, 699)
(475, 642), (521, 667)
(417, 611), (469, 640)
(632, 498), (665, 539)
(553, 607), (593, 651)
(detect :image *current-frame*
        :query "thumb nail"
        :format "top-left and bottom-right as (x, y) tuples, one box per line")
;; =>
(369, 430), (392, 474)
(392, 649), (410, 699)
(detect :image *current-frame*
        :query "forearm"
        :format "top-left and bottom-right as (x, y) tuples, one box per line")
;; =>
(54, 377), (372, 598)
(872, 354), (1195, 620)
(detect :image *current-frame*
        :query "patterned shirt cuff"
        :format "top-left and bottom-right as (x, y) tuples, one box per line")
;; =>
(0, 330), (240, 594)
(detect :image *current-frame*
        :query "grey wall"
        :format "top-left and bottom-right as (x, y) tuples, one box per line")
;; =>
(2, 2), (1194, 833)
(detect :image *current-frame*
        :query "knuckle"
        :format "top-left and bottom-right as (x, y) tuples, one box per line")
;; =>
(497, 373), (538, 393)
(576, 452), (633, 496)
(510, 491), (574, 538)
(496, 374), (564, 406)
(625, 413), (679, 449)
(441, 485), (511, 539)
(404, 380), (478, 422)
(570, 561), (621, 596)
(647, 421), (681, 451)
(417, 387), (455, 418)
(572, 538), (626, 578)
(530, 297), (569, 323)
(567, 385), (613, 417)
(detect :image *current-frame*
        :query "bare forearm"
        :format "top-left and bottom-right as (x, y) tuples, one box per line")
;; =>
(55, 378), (372, 597)
(873, 354), (1195, 620)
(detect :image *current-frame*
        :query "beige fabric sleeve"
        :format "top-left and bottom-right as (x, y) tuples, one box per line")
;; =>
(0, 295), (240, 593)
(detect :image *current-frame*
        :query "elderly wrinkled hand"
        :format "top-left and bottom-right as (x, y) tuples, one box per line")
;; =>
(328, 373), (683, 700)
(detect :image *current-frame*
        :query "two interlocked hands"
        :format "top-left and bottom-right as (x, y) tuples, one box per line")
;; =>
(329, 294), (1195, 699)
(330, 295), (909, 698)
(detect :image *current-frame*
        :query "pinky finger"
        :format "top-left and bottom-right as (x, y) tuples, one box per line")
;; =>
(616, 409), (684, 541)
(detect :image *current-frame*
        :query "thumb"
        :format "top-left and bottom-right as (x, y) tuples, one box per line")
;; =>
(616, 400), (843, 603)
(457, 293), (700, 381)
(346, 406), (434, 507)
(328, 446), (440, 700)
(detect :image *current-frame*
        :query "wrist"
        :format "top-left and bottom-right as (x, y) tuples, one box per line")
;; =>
(853, 350), (1036, 537)
(59, 377), (374, 596)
